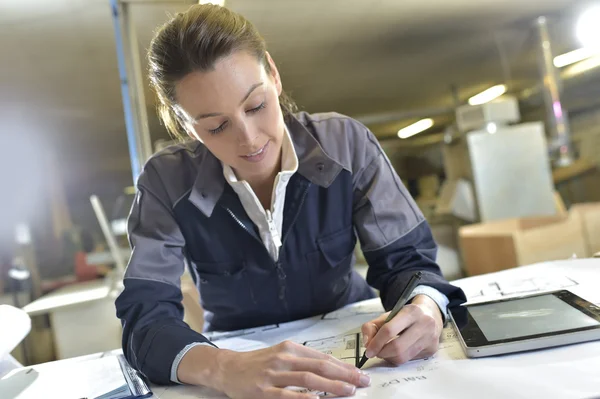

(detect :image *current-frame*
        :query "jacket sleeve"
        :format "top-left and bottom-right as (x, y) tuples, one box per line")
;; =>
(351, 128), (466, 313)
(115, 164), (214, 385)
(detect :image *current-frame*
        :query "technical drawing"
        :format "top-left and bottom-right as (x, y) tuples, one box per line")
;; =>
(204, 324), (279, 342)
(321, 301), (382, 320)
(303, 331), (364, 366)
(466, 275), (578, 301)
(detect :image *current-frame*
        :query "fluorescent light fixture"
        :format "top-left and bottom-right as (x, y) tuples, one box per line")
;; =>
(553, 47), (599, 68)
(468, 85), (507, 106)
(397, 118), (434, 139)
(199, 0), (225, 5)
(563, 54), (600, 78)
(577, 5), (600, 50)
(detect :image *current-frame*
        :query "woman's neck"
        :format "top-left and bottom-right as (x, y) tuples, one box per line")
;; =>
(245, 168), (279, 210)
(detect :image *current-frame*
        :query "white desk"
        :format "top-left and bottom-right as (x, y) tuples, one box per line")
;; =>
(22, 278), (122, 359)
(4, 258), (600, 399)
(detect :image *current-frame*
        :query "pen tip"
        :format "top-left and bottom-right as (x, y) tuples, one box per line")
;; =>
(357, 354), (368, 369)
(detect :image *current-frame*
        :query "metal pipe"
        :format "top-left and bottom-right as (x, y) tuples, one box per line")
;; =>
(360, 55), (600, 134)
(109, 0), (154, 183)
(109, 0), (142, 181)
(520, 54), (600, 106)
(359, 19), (600, 144)
(90, 195), (128, 290)
(122, 2), (154, 166)
(535, 17), (573, 166)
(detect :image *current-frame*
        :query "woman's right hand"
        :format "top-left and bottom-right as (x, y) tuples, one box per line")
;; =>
(214, 340), (371, 399)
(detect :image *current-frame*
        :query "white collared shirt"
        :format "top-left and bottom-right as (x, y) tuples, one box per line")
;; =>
(222, 126), (299, 261)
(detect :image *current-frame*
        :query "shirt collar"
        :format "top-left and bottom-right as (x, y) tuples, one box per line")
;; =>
(189, 112), (343, 218)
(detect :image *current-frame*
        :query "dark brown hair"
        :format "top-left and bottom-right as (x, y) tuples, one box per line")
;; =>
(148, 4), (297, 139)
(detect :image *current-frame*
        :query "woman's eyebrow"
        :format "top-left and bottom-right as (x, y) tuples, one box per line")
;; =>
(194, 82), (264, 121)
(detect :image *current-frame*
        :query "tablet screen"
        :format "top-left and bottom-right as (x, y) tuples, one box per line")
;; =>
(468, 294), (600, 341)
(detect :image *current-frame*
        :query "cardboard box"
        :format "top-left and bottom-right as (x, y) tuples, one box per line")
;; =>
(459, 212), (588, 276)
(570, 202), (600, 256)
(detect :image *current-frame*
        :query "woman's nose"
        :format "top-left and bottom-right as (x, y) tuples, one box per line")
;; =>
(236, 121), (257, 146)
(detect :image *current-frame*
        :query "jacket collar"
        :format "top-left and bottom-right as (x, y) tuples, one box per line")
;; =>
(285, 113), (343, 188)
(188, 113), (343, 217)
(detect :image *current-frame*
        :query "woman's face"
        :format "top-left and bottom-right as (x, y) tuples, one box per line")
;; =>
(175, 51), (285, 183)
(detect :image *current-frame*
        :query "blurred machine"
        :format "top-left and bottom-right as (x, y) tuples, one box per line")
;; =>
(437, 96), (558, 223)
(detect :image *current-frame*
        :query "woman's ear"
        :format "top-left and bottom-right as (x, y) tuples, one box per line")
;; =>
(265, 51), (283, 96)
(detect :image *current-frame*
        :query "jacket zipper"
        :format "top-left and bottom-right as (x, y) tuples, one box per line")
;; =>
(266, 209), (287, 302)
(265, 209), (282, 249)
(224, 206), (289, 308)
(223, 207), (263, 247)
(222, 182), (311, 315)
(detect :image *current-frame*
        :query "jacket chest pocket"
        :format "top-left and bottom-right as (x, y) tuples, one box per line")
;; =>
(306, 226), (356, 304)
(192, 260), (258, 313)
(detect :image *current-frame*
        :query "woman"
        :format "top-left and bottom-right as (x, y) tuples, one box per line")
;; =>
(115, 4), (465, 398)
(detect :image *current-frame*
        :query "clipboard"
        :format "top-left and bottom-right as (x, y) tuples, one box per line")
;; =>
(95, 355), (152, 399)
(0, 354), (152, 399)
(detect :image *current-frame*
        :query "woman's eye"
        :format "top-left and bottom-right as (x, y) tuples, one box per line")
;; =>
(208, 121), (227, 135)
(206, 103), (264, 135)
(246, 102), (266, 114)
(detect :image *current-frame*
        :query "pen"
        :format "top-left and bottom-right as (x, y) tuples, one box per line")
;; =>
(357, 271), (423, 369)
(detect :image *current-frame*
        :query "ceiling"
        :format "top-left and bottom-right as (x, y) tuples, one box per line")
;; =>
(0, 0), (596, 226)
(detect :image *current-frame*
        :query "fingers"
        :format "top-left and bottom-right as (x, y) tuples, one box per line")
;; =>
(365, 305), (420, 358)
(377, 310), (440, 365)
(385, 335), (437, 366)
(361, 312), (388, 346)
(414, 345), (438, 361)
(275, 341), (356, 371)
(289, 357), (370, 388)
(266, 340), (371, 397)
(377, 322), (422, 361)
(263, 387), (322, 399)
(261, 387), (321, 399)
(270, 371), (357, 397)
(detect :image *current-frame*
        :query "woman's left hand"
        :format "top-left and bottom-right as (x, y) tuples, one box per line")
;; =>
(360, 295), (443, 366)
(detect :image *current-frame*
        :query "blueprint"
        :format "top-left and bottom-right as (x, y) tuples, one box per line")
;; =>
(303, 330), (364, 366)
(151, 259), (600, 399)
(461, 275), (579, 302)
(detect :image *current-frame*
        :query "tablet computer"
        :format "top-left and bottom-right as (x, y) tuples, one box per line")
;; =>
(449, 290), (600, 358)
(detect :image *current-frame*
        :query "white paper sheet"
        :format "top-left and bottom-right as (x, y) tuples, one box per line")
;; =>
(155, 259), (600, 399)
(0, 306), (31, 360)
(453, 258), (600, 306)
(0, 355), (127, 399)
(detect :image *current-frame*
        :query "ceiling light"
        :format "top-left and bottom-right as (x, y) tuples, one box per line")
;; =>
(577, 5), (600, 50)
(199, 0), (225, 5)
(397, 119), (434, 139)
(486, 123), (498, 134)
(562, 54), (600, 78)
(553, 47), (599, 68)
(468, 85), (507, 106)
